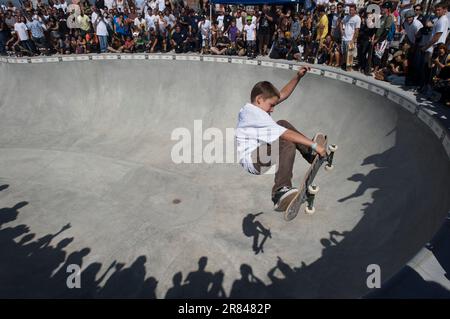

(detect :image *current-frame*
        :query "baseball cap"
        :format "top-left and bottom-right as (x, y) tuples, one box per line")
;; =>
(382, 1), (393, 9)
(404, 10), (415, 18)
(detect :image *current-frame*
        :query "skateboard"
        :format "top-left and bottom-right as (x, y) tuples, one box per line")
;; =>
(284, 133), (337, 221)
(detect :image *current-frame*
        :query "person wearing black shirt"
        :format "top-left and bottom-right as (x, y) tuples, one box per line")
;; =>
(0, 18), (10, 55)
(223, 10), (233, 33)
(179, 8), (191, 33)
(171, 24), (188, 53)
(95, 0), (105, 10)
(257, 5), (273, 56)
(358, 10), (376, 75)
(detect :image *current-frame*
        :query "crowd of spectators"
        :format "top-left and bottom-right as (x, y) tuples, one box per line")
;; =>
(0, 0), (449, 105)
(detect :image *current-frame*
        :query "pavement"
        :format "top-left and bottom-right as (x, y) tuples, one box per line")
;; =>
(0, 57), (449, 298)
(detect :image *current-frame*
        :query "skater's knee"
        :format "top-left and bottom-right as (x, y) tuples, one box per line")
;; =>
(276, 119), (292, 128)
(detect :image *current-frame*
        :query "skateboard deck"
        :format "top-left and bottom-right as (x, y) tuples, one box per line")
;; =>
(284, 133), (330, 221)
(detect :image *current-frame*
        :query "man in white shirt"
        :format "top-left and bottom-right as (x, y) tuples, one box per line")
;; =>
(235, 9), (244, 32)
(95, 14), (109, 52)
(216, 11), (224, 31)
(341, 4), (361, 71)
(316, 0), (330, 9)
(157, 0), (165, 13)
(199, 15), (211, 53)
(344, 0), (356, 14)
(145, 8), (156, 31)
(244, 17), (256, 58)
(14, 16), (36, 54)
(54, 0), (68, 14)
(422, 2), (448, 54)
(402, 9), (422, 44)
(398, 0), (416, 28)
(420, 2), (448, 93)
(235, 66), (326, 211)
(104, 0), (115, 11)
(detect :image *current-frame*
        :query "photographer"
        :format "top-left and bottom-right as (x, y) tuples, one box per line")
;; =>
(257, 4), (273, 56)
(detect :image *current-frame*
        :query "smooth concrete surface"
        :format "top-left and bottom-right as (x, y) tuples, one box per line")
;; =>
(0, 58), (449, 298)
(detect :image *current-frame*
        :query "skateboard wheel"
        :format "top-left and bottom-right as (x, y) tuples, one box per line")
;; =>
(329, 144), (338, 152)
(308, 185), (320, 194)
(305, 206), (316, 214)
(325, 164), (334, 171)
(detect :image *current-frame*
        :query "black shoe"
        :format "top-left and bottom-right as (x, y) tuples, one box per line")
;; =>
(272, 186), (299, 211)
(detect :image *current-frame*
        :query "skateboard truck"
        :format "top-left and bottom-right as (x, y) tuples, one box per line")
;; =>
(305, 185), (319, 214)
(325, 144), (338, 171)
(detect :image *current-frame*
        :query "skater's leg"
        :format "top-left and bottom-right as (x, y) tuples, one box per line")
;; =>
(276, 120), (312, 159)
(272, 137), (297, 195)
(251, 137), (298, 204)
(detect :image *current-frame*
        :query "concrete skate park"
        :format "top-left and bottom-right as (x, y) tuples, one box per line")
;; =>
(1, 54), (450, 298)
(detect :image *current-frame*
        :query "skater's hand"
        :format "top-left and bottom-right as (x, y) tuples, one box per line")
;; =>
(297, 66), (310, 78)
(316, 144), (326, 157)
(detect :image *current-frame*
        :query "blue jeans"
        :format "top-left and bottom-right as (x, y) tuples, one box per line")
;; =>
(99, 35), (108, 53)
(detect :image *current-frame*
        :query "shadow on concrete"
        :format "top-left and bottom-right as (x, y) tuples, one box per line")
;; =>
(242, 213), (272, 255)
(1, 108), (450, 298)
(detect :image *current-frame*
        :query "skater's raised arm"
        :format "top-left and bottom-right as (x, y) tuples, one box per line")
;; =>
(278, 66), (310, 104)
(281, 129), (326, 157)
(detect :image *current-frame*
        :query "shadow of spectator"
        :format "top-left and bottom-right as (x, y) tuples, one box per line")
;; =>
(0, 201), (28, 227)
(97, 255), (148, 298)
(183, 256), (213, 298)
(208, 270), (227, 298)
(229, 264), (267, 298)
(165, 272), (187, 299)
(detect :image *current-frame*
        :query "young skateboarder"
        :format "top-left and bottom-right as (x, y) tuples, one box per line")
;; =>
(235, 66), (326, 211)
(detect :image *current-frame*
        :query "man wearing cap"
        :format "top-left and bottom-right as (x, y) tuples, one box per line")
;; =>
(372, 1), (395, 72)
(244, 15), (256, 59)
(402, 9), (422, 86)
(398, 0), (416, 29)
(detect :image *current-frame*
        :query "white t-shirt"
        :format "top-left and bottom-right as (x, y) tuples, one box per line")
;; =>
(432, 15), (449, 46)
(91, 11), (99, 25)
(342, 14), (361, 41)
(316, 0), (330, 7)
(244, 23), (256, 41)
(54, 2), (68, 13)
(217, 15), (224, 31)
(116, 0), (125, 11)
(199, 19), (211, 38)
(95, 18), (108, 36)
(148, 0), (157, 11)
(403, 17), (422, 43)
(145, 14), (156, 30)
(235, 16), (244, 32)
(343, 0), (356, 14)
(134, 17), (146, 28)
(104, 0), (115, 10)
(157, 0), (165, 13)
(14, 22), (29, 41)
(236, 103), (287, 174)
(400, 0), (413, 14)
(135, 0), (146, 10)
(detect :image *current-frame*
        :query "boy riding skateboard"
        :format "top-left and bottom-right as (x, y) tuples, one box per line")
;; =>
(235, 66), (326, 211)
